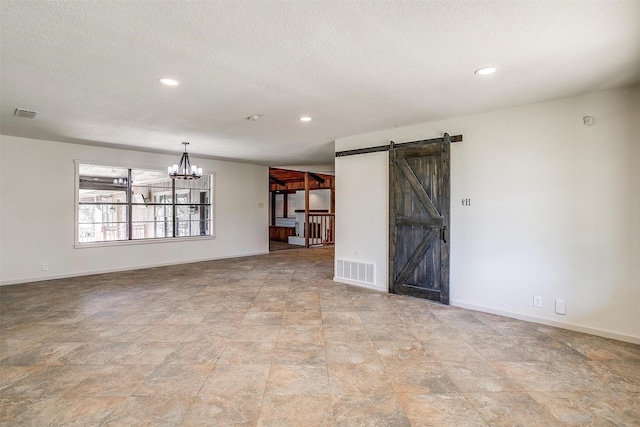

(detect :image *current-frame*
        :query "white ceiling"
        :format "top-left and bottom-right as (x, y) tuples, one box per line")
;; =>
(1, 1), (639, 169)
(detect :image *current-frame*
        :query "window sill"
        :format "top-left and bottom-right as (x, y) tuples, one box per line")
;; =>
(74, 234), (216, 249)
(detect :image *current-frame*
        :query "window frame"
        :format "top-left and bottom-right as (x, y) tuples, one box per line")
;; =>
(74, 160), (216, 248)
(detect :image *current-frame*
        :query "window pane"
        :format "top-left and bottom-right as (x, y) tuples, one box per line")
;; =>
(152, 203), (173, 238)
(78, 204), (128, 243)
(79, 165), (128, 191)
(130, 169), (174, 240)
(174, 177), (211, 237)
(131, 169), (172, 206)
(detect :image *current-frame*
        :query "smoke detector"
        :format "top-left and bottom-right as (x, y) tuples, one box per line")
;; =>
(14, 108), (38, 119)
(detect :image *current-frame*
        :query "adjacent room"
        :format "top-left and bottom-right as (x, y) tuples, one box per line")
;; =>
(1, 1), (639, 425)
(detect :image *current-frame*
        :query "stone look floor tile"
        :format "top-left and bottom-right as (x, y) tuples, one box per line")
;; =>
(0, 395), (126, 427)
(81, 324), (151, 342)
(278, 323), (324, 344)
(495, 360), (640, 393)
(421, 339), (487, 364)
(231, 324), (281, 342)
(321, 311), (363, 325)
(272, 341), (327, 365)
(325, 341), (379, 364)
(323, 323), (371, 342)
(216, 341), (276, 365)
(101, 396), (191, 427)
(183, 323), (238, 342)
(441, 359), (521, 392)
(136, 325), (193, 343)
(0, 341), (83, 366)
(602, 360), (640, 388)
(328, 362), (392, 396)
(374, 340), (435, 366)
(385, 361), (459, 394)
(358, 310), (402, 324)
(365, 322), (418, 341)
(110, 342), (176, 365)
(56, 342), (132, 365)
(241, 311), (283, 325)
(0, 366), (45, 393)
(180, 394), (262, 426)
(199, 364), (271, 395)
(257, 395), (333, 426)
(134, 364), (213, 397)
(398, 393), (488, 426)
(163, 339), (228, 365)
(158, 311), (206, 325)
(559, 334), (640, 362)
(265, 363), (331, 395)
(332, 394), (411, 427)
(2, 246), (639, 426)
(529, 391), (640, 426)
(64, 364), (156, 397)
(471, 336), (588, 363)
(2, 365), (96, 398)
(465, 391), (566, 426)
(281, 310), (322, 325)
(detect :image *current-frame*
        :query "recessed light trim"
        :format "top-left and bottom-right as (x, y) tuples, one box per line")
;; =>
(475, 66), (497, 76)
(159, 78), (180, 86)
(300, 116), (312, 122)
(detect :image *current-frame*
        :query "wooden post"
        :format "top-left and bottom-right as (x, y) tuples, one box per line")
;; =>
(304, 172), (310, 248)
(283, 192), (288, 218)
(330, 187), (335, 214)
(270, 191), (276, 226)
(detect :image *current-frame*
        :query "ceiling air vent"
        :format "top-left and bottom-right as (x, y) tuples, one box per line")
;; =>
(14, 108), (38, 119)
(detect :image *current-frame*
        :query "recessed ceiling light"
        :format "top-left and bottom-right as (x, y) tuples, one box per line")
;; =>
(475, 67), (497, 76)
(158, 78), (180, 86)
(300, 116), (312, 122)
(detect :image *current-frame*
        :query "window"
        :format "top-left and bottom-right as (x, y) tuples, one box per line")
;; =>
(76, 163), (213, 245)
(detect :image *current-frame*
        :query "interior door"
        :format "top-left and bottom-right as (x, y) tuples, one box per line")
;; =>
(389, 135), (450, 303)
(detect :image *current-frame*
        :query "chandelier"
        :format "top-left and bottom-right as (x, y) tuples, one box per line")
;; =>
(168, 142), (202, 179)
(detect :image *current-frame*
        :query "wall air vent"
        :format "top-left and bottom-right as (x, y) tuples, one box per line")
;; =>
(14, 108), (38, 119)
(336, 259), (375, 285)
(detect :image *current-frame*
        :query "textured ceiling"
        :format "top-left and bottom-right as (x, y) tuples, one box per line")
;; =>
(1, 1), (639, 168)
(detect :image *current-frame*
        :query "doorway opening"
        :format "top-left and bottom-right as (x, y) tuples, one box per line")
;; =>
(269, 168), (335, 252)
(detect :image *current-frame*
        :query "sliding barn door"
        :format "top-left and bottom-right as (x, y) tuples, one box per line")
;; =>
(389, 135), (450, 304)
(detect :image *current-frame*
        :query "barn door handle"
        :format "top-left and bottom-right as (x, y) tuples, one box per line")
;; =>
(441, 226), (447, 243)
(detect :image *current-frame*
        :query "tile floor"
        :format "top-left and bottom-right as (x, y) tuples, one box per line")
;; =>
(1, 247), (639, 426)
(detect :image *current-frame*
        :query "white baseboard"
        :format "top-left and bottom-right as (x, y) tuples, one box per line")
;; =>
(451, 299), (640, 345)
(0, 251), (269, 287)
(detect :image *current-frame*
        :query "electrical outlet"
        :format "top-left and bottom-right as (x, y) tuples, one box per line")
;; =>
(533, 296), (542, 307)
(42, 263), (49, 271)
(555, 299), (566, 315)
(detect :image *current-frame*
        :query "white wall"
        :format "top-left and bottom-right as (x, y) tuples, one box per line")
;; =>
(335, 151), (388, 289)
(289, 189), (331, 212)
(335, 86), (640, 343)
(0, 136), (269, 285)
(271, 189), (331, 220)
